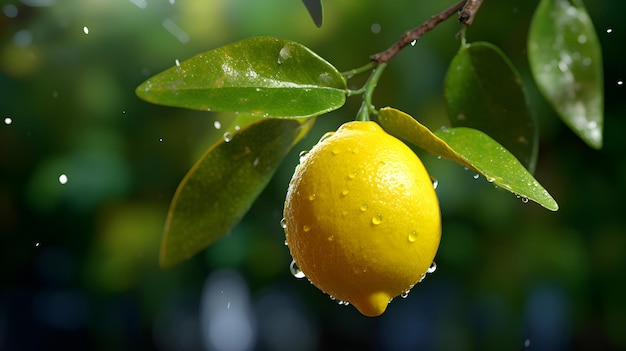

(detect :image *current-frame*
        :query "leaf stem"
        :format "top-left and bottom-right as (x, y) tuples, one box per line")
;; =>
(341, 61), (378, 79)
(356, 63), (387, 121)
(371, 0), (481, 63)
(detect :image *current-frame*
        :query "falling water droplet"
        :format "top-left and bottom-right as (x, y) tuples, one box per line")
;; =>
(425, 265), (437, 275)
(617, 80), (623, 86)
(280, 218), (287, 229)
(371, 214), (382, 226)
(175, 59), (180, 66)
(606, 28), (613, 34)
(223, 132), (233, 143)
(410, 39), (417, 46)
(58, 174), (68, 185)
(83, 26), (89, 34)
(4, 117), (12, 125)
(159, 137), (163, 142)
(289, 260), (305, 279)
(34, 241), (41, 247)
(337, 300), (350, 306)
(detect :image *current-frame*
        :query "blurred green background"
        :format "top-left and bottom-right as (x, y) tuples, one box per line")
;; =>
(1, 0), (625, 350)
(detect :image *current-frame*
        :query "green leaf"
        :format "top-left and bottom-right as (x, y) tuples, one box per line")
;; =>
(444, 42), (538, 172)
(528, 0), (603, 149)
(136, 37), (346, 118)
(160, 117), (315, 267)
(378, 108), (558, 211)
(302, 0), (324, 27)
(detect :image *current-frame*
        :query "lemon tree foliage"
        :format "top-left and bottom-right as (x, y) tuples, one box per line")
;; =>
(528, 0), (603, 149)
(378, 108), (558, 211)
(136, 37), (346, 118)
(444, 42), (538, 173)
(136, 0), (603, 315)
(160, 117), (314, 267)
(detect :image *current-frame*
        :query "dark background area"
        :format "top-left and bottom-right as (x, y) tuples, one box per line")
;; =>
(1, 0), (625, 350)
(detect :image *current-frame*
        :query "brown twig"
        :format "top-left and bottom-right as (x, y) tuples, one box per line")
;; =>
(371, 0), (482, 63)
(459, 0), (483, 25)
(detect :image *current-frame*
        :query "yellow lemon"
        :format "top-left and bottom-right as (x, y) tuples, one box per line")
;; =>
(283, 121), (441, 317)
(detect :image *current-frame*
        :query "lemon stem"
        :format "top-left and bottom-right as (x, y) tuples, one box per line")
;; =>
(356, 62), (387, 122)
(341, 61), (378, 80)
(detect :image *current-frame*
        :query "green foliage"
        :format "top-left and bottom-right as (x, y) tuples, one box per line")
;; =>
(136, 37), (346, 118)
(444, 41), (537, 172)
(135, 0), (605, 266)
(379, 108), (558, 211)
(160, 117), (314, 267)
(528, 0), (603, 148)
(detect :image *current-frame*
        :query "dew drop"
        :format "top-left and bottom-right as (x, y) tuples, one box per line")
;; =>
(303, 225), (311, 232)
(400, 290), (410, 299)
(213, 120), (221, 129)
(58, 174), (68, 185)
(430, 176), (438, 190)
(284, 240), (288, 246)
(223, 132), (233, 143)
(331, 148), (341, 155)
(473, 173), (480, 180)
(299, 150), (309, 162)
(408, 230), (418, 243)
(318, 132), (333, 143)
(289, 260), (305, 279)
(341, 189), (349, 196)
(337, 300), (350, 306)
(280, 218), (287, 229)
(329, 295), (336, 301)
(521, 196), (529, 204)
(327, 235), (335, 241)
(360, 204), (368, 212)
(371, 214), (382, 226)
(234, 125), (241, 131)
(308, 194), (316, 201)
(486, 176), (496, 183)
(427, 261), (437, 274)
(347, 171), (357, 179)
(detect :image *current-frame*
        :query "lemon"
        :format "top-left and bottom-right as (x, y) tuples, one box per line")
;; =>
(283, 121), (441, 317)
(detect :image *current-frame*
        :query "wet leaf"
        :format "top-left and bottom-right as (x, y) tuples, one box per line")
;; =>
(445, 42), (538, 172)
(379, 108), (558, 211)
(160, 117), (315, 267)
(528, 0), (603, 149)
(136, 37), (346, 118)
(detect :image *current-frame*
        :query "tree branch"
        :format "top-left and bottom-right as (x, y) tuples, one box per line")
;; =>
(459, 0), (483, 25)
(370, 0), (482, 64)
